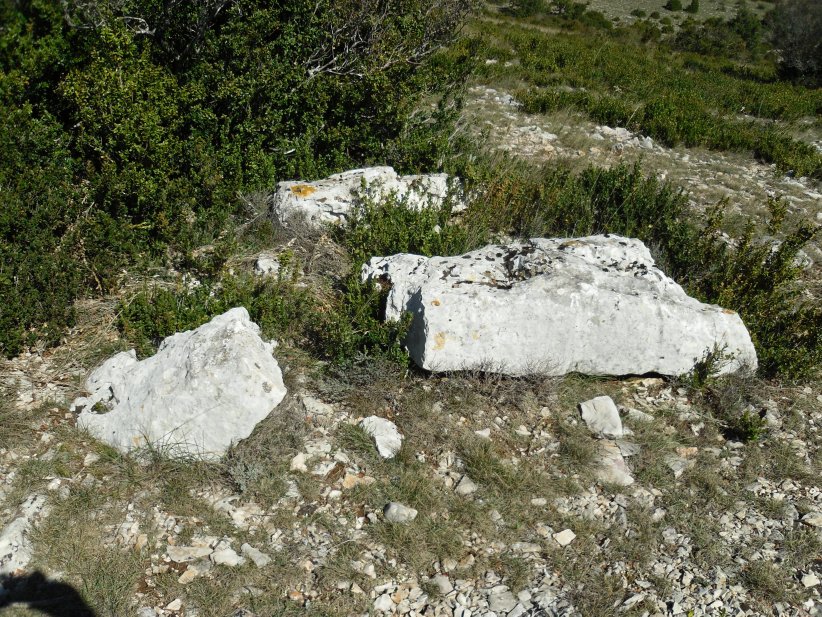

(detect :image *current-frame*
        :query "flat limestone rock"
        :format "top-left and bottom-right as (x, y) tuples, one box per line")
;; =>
(580, 396), (624, 438)
(0, 494), (49, 576)
(73, 308), (287, 459)
(362, 235), (757, 376)
(270, 166), (462, 229)
(360, 416), (404, 459)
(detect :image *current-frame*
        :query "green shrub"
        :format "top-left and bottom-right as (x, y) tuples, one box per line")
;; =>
(650, 11), (661, 18)
(767, 0), (822, 85)
(509, 0), (548, 17)
(631, 9), (648, 17)
(664, 0), (683, 11)
(0, 0), (475, 357)
(684, 0), (699, 13)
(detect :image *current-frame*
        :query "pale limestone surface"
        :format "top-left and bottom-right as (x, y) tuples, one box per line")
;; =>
(270, 166), (461, 229)
(362, 235), (758, 376)
(74, 308), (286, 459)
(360, 416), (404, 459)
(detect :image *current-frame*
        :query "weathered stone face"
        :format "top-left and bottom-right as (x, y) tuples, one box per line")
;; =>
(362, 235), (757, 376)
(73, 308), (287, 459)
(269, 166), (461, 229)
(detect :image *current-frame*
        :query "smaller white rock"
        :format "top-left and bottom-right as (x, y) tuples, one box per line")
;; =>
(83, 453), (100, 467)
(254, 255), (280, 276)
(241, 543), (271, 568)
(167, 546), (213, 563)
(801, 512), (822, 528)
(374, 593), (395, 613)
(580, 396), (623, 438)
(475, 428), (492, 440)
(211, 547), (245, 567)
(455, 475), (478, 496)
(164, 598), (182, 611)
(802, 573), (820, 588)
(553, 529), (576, 546)
(384, 502), (418, 523)
(290, 452), (308, 473)
(360, 416), (404, 459)
(432, 574), (454, 595)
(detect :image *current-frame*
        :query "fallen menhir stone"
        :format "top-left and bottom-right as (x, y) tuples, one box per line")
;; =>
(269, 166), (462, 229)
(362, 235), (757, 376)
(72, 308), (286, 460)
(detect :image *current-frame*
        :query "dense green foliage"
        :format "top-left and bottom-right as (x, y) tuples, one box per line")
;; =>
(0, 0), (473, 356)
(119, 191), (468, 366)
(767, 0), (822, 86)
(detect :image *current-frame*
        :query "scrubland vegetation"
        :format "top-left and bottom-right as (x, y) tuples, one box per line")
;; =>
(2, 0), (820, 380)
(2, 2), (822, 615)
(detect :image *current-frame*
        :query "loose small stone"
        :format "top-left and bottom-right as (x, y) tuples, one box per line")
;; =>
(383, 502), (418, 523)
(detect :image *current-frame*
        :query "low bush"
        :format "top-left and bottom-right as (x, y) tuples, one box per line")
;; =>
(0, 0), (476, 358)
(664, 0), (683, 11)
(767, 0), (822, 86)
(120, 190), (470, 366)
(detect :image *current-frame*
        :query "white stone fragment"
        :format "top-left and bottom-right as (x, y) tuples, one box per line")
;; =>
(254, 255), (280, 277)
(360, 416), (404, 459)
(167, 546), (214, 563)
(383, 502), (418, 524)
(374, 593), (395, 613)
(553, 529), (576, 546)
(0, 494), (49, 576)
(164, 599), (182, 611)
(801, 512), (822, 527)
(579, 396), (624, 438)
(455, 475), (478, 496)
(290, 452), (307, 472)
(74, 308), (287, 459)
(432, 574), (454, 595)
(211, 547), (245, 567)
(597, 440), (634, 486)
(362, 236), (757, 376)
(271, 166), (463, 229)
(802, 573), (820, 588)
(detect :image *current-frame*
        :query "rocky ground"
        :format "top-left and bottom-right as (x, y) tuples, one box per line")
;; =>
(1, 285), (821, 616)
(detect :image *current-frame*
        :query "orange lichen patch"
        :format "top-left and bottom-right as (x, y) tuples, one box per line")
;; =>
(290, 184), (317, 198)
(434, 332), (447, 350)
(471, 330), (480, 340)
(432, 299), (441, 306)
(722, 308), (737, 315)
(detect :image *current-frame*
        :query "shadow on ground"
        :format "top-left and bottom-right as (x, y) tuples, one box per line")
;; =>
(0, 572), (95, 616)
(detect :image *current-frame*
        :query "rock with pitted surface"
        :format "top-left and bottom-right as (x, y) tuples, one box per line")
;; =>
(362, 235), (757, 376)
(73, 308), (286, 459)
(270, 166), (462, 229)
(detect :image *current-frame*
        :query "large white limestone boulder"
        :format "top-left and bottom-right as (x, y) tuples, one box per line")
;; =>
(362, 235), (757, 376)
(72, 308), (287, 459)
(270, 166), (462, 229)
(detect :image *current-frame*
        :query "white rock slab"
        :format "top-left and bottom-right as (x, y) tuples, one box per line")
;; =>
(0, 494), (49, 576)
(362, 235), (757, 376)
(553, 529), (576, 546)
(579, 396), (623, 438)
(360, 416), (403, 459)
(383, 502), (418, 523)
(597, 440), (634, 486)
(270, 166), (462, 229)
(74, 308), (287, 459)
